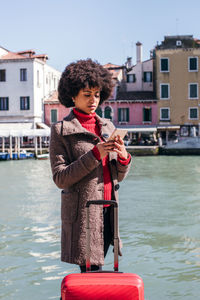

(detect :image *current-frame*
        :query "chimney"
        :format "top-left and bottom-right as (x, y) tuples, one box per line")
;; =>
(136, 41), (142, 63)
(126, 57), (132, 69)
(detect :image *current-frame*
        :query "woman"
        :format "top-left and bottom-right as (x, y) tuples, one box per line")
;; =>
(50, 59), (131, 272)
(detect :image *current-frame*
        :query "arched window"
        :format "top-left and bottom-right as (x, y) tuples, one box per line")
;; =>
(96, 107), (102, 117)
(105, 106), (112, 119)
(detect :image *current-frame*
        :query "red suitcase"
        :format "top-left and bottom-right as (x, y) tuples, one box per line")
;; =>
(61, 200), (144, 300)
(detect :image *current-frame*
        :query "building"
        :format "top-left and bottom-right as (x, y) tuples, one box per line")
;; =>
(44, 91), (70, 126)
(96, 43), (157, 145)
(155, 35), (200, 140)
(0, 46), (61, 130)
(99, 43), (157, 128)
(96, 63), (125, 119)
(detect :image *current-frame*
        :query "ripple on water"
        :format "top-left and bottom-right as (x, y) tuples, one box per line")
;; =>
(0, 158), (200, 300)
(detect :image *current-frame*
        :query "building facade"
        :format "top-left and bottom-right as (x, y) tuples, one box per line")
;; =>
(44, 91), (70, 126)
(0, 46), (61, 130)
(99, 42), (157, 129)
(155, 35), (200, 137)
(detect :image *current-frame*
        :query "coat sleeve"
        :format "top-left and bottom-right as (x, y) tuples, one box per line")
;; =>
(116, 157), (132, 182)
(50, 124), (101, 189)
(106, 119), (132, 183)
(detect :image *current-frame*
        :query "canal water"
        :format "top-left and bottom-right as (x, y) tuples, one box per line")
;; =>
(0, 156), (200, 300)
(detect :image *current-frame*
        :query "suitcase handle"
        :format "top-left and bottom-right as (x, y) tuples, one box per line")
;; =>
(86, 200), (119, 272)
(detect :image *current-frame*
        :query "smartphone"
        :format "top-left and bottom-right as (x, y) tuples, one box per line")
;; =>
(108, 128), (128, 141)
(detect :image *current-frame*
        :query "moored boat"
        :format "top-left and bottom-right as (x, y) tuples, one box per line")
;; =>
(0, 152), (10, 160)
(36, 153), (49, 160)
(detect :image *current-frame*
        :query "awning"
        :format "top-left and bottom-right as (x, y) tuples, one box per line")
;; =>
(0, 122), (33, 131)
(0, 129), (50, 137)
(0, 123), (50, 137)
(157, 125), (180, 131)
(117, 126), (157, 132)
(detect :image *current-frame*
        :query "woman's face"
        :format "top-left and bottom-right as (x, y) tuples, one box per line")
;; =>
(73, 86), (100, 114)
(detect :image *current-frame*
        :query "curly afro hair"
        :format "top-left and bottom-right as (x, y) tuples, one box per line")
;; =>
(58, 59), (113, 108)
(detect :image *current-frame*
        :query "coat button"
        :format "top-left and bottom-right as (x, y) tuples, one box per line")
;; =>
(114, 184), (120, 191)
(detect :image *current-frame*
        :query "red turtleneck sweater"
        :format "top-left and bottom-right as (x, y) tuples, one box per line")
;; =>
(73, 108), (130, 202)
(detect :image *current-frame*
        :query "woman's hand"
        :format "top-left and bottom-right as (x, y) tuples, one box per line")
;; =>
(113, 135), (128, 159)
(96, 141), (115, 159)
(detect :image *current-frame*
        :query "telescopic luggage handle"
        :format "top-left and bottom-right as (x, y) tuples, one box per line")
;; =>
(86, 200), (119, 272)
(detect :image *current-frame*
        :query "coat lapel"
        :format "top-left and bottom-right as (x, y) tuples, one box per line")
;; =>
(61, 110), (112, 142)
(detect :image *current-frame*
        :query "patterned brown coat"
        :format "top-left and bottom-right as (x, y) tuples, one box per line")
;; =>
(49, 110), (131, 266)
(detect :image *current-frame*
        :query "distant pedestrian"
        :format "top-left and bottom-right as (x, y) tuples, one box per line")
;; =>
(158, 135), (163, 147)
(49, 59), (131, 272)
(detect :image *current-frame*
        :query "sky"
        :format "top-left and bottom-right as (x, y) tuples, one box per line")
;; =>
(0, 0), (200, 72)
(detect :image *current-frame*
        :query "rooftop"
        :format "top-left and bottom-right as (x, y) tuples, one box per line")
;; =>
(156, 35), (200, 50)
(103, 63), (124, 81)
(44, 91), (59, 104)
(116, 91), (156, 101)
(0, 48), (48, 62)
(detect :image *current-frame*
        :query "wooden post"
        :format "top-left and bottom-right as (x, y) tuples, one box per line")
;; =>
(14, 137), (17, 153)
(166, 131), (169, 145)
(2, 137), (5, 153)
(10, 135), (13, 160)
(39, 136), (42, 154)
(17, 136), (20, 159)
(34, 136), (38, 157)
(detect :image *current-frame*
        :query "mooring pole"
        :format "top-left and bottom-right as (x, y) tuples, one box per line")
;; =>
(10, 135), (13, 160)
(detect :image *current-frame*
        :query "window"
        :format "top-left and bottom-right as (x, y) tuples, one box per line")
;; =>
(127, 74), (136, 83)
(189, 83), (198, 99)
(143, 107), (152, 122)
(118, 108), (129, 122)
(95, 107), (102, 117)
(20, 97), (30, 110)
(189, 107), (198, 120)
(189, 57), (198, 72)
(104, 106), (112, 119)
(160, 58), (169, 72)
(143, 72), (152, 82)
(160, 108), (170, 120)
(0, 69), (6, 81)
(160, 84), (170, 99)
(51, 109), (57, 123)
(0, 97), (9, 110)
(20, 69), (27, 81)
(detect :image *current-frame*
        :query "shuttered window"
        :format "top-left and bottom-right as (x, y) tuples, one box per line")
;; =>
(96, 107), (102, 117)
(20, 69), (27, 81)
(160, 108), (170, 120)
(0, 69), (6, 81)
(189, 84), (198, 98)
(118, 108), (129, 122)
(20, 97), (30, 110)
(160, 84), (169, 99)
(189, 57), (198, 71)
(104, 106), (112, 119)
(143, 107), (152, 122)
(143, 72), (152, 82)
(0, 97), (9, 110)
(127, 74), (136, 83)
(189, 108), (198, 119)
(51, 109), (57, 123)
(160, 58), (169, 72)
